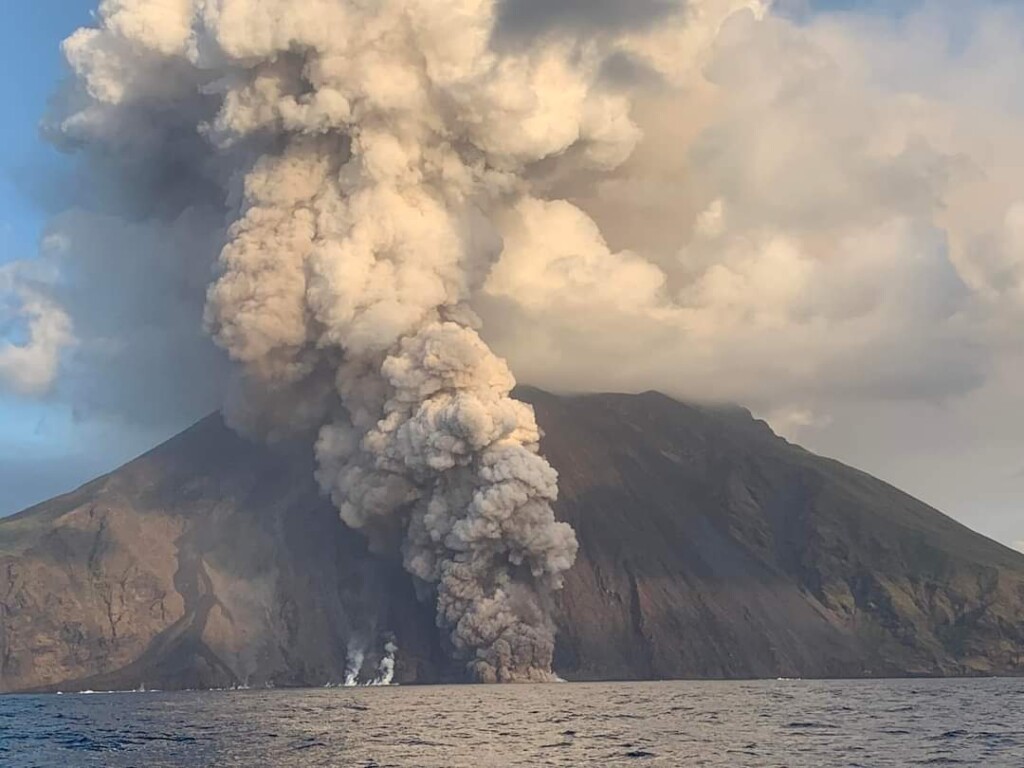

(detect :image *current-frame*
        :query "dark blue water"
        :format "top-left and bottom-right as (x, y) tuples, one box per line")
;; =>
(2, 678), (1022, 767)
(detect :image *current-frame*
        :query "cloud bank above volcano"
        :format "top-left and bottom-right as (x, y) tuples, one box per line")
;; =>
(2, 1), (1024, 547)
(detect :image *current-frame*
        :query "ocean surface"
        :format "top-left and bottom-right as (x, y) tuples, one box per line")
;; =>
(2, 678), (1022, 767)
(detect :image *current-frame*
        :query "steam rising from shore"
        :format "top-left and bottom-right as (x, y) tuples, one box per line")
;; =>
(343, 640), (366, 688)
(342, 637), (398, 687)
(373, 641), (399, 687)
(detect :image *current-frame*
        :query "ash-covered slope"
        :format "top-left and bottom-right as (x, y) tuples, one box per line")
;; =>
(2, 389), (1022, 691)
(0, 417), (445, 693)
(525, 389), (1024, 680)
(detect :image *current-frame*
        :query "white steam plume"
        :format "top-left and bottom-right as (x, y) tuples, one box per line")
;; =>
(343, 639), (366, 688)
(371, 641), (399, 687)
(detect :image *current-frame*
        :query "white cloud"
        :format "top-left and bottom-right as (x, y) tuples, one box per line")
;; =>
(482, 3), (1024, 414)
(39, 0), (1024, 425)
(0, 265), (73, 396)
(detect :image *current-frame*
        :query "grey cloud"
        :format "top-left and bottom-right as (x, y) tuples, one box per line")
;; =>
(494, 0), (680, 39)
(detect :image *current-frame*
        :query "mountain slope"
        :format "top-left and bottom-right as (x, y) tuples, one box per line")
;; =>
(1, 389), (1022, 691)
(525, 389), (1024, 680)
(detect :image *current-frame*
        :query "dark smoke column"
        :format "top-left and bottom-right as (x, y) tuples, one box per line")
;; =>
(315, 322), (578, 681)
(56, 0), (657, 681)
(208, 136), (579, 680)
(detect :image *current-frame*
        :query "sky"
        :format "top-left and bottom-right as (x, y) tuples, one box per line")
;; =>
(0, 0), (182, 513)
(0, 0), (1021, 554)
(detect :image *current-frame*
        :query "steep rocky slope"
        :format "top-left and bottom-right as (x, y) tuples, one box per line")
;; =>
(1, 389), (1021, 691)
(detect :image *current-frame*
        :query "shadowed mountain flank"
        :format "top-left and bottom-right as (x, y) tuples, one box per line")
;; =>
(2, 389), (1022, 691)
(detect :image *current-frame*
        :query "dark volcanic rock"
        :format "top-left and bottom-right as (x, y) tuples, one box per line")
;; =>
(0, 417), (446, 693)
(523, 389), (1024, 680)
(1, 389), (1022, 692)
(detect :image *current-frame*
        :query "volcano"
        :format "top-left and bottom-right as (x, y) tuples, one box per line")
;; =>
(1, 388), (1022, 692)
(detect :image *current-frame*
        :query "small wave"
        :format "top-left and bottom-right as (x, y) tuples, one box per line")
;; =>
(625, 749), (656, 758)
(290, 739), (328, 751)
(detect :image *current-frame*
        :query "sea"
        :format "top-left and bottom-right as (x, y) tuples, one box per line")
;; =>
(1, 678), (1022, 767)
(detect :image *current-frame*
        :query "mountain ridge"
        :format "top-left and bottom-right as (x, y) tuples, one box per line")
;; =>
(1, 388), (1022, 692)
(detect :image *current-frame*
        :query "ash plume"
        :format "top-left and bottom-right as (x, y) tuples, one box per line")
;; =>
(40, 0), (698, 683)
(187, 0), (611, 682)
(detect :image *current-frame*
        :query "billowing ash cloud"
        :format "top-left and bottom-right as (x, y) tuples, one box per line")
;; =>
(29, 0), (725, 682)
(24, 0), (1024, 434)
(179, 0), (645, 682)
